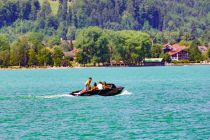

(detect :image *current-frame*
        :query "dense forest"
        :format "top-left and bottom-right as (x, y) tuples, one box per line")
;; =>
(0, 0), (209, 67)
(0, 0), (209, 42)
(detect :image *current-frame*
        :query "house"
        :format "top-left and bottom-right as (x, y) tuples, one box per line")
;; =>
(163, 44), (189, 61)
(198, 46), (208, 53)
(63, 48), (79, 60)
(143, 58), (165, 66)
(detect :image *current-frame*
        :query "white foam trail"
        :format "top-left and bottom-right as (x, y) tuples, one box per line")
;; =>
(118, 90), (132, 96)
(38, 94), (74, 99)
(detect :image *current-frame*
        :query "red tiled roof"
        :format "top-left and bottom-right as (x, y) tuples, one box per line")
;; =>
(164, 44), (186, 56)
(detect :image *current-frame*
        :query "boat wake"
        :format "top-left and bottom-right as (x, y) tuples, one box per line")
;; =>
(118, 90), (132, 96)
(0, 94), (74, 100)
(37, 94), (74, 99)
(0, 90), (131, 101)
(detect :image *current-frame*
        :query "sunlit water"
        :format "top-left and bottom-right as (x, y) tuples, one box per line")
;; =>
(0, 66), (210, 139)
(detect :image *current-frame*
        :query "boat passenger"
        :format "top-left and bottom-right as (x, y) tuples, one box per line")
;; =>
(103, 81), (108, 89)
(97, 81), (103, 90)
(84, 77), (92, 91)
(92, 83), (98, 90)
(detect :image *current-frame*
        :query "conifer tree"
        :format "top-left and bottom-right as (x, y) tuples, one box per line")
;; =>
(67, 6), (73, 25)
(63, 0), (68, 20)
(30, 0), (37, 20)
(39, 0), (51, 19)
(57, 0), (64, 21)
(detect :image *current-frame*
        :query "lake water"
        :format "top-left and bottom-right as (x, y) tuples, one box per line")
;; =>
(0, 66), (210, 139)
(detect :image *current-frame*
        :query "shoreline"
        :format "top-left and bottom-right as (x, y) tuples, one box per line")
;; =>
(1, 63), (210, 70)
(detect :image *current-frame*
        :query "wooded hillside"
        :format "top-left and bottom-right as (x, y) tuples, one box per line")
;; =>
(0, 0), (209, 42)
(0, 0), (209, 67)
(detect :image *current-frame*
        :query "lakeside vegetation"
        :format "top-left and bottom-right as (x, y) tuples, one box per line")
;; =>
(1, 26), (210, 68)
(0, 0), (210, 67)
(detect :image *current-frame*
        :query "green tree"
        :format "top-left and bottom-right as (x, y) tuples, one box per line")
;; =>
(37, 48), (53, 66)
(53, 47), (64, 66)
(0, 35), (10, 66)
(28, 48), (37, 66)
(0, 35), (10, 51)
(0, 50), (10, 66)
(76, 51), (89, 66)
(191, 39), (201, 48)
(57, 21), (67, 39)
(57, 0), (67, 21)
(95, 35), (110, 64)
(104, 30), (124, 65)
(151, 44), (163, 58)
(27, 32), (44, 52)
(63, 0), (68, 20)
(160, 53), (171, 63)
(189, 46), (202, 62)
(10, 37), (30, 66)
(67, 6), (73, 25)
(121, 11), (136, 29)
(140, 39), (152, 59)
(207, 48), (210, 59)
(46, 16), (59, 30)
(57, 0), (63, 21)
(117, 30), (152, 64)
(75, 27), (110, 65)
(47, 36), (61, 47)
(67, 26), (76, 40)
(142, 21), (151, 31)
(29, 0), (40, 20)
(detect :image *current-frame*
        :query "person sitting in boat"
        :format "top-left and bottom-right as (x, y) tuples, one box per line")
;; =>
(92, 83), (98, 91)
(84, 77), (92, 91)
(102, 81), (108, 89)
(97, 81), (103, 90)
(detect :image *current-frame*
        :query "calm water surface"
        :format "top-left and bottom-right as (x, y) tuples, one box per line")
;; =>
(0, 66), (210, 139)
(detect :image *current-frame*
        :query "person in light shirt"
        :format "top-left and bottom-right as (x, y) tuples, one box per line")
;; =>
(97, 81), (103, 90)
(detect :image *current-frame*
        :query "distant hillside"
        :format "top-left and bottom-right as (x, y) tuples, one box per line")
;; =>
(0, 0), (209, 68)
(0, 0), (209, 44)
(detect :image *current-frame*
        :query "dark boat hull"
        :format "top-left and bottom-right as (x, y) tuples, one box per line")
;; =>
(70, 86), (124, 96)
(98, 86), (124, 96)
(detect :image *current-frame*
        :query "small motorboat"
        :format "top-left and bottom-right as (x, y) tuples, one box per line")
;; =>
(70, 84), (124, 96)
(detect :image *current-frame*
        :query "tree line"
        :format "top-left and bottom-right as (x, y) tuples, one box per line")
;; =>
(0, 26), (210, 67)
(75, 27), (210, 66)
(0, 33), (72, 67)
(76, 27), (152, 65)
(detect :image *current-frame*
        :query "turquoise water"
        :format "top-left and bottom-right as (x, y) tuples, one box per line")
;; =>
(0, 66), (210, 139)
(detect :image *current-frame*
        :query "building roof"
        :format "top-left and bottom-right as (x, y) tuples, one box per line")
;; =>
(164, 44), (186, 56)
(63, 48), (79, 58)
(63, 51), (75, 58)
(198, 46), (208, 53)
(144, 58), (164, 62)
